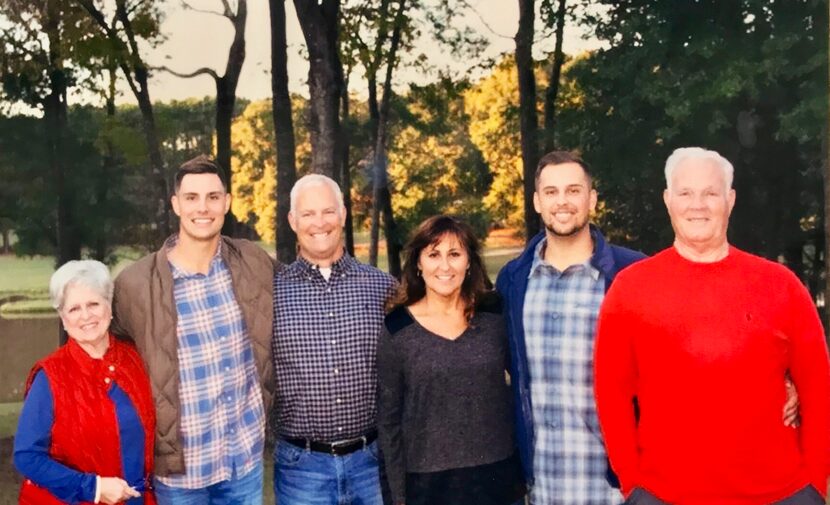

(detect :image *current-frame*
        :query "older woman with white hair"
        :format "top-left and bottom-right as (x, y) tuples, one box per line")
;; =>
(14, 260), (156, 505)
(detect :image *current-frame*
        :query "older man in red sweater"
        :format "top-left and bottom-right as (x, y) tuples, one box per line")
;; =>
(594, 147), (830, 505)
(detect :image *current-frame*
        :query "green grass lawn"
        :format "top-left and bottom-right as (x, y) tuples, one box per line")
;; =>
(0, 403), (21, 439)
(0, 256), (53, 295)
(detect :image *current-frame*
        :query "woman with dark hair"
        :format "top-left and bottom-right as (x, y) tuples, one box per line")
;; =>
(377, 215), (525, 505)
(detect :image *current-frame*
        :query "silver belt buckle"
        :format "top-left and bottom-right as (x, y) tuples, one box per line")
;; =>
(329, 435), (367, 454)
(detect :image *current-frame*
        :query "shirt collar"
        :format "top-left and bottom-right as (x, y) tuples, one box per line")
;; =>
(166, 234), (223, 279)
(528, 237), (600, 281)
(294, 250), (357, 279)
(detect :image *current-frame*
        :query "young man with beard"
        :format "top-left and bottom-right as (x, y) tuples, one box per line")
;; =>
(112, 156), (276, 504)
(496, 151), (645, 504)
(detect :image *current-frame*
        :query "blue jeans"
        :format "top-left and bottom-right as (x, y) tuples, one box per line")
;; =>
(154, 462), (263, 505)
(273, 439), (383, 505)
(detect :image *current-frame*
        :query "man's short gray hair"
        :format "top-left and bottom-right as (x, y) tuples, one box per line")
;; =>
(665, 147), (734, 192)
(289, 174), (345, 213)
(49, 260), (113, 311)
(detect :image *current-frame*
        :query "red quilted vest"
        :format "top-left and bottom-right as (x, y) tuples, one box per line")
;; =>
(18, 334), (156, 505)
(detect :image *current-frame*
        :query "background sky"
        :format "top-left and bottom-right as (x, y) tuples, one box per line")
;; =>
(133, 0), (601, 103)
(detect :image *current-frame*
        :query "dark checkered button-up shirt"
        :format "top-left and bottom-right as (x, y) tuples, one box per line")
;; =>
(272, 253), (397, 442)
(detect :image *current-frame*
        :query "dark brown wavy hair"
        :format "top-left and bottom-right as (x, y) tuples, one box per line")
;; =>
(392, 215), (493, 320)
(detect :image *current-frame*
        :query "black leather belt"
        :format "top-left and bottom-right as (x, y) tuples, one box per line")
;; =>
(283, 430), (377, 455)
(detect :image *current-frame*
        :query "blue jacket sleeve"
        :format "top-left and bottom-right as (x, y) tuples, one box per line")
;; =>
(13, 370), (97, 504)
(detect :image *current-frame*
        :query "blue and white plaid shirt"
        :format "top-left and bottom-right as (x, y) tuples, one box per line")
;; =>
(157, 241), (265, 489)
(523, 239), (622, 505)
(272, 253), (397, 442)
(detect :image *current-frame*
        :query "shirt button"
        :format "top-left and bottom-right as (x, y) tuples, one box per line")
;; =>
(551, 313), (560, 319)
(337, 427), (343, 432)
(333, 368), (339, 374)
(108, 365), (115, 372)
(331, 340), (337, 345)
(104, 377), (111, 384)
(336, 398), (342, 403)
(328, 312), (334, 317)
(225, 366), (231, 372)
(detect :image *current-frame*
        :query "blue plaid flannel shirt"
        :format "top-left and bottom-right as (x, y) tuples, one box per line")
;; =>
(523, 239), (623, 505)
(156, 243), (265, 489)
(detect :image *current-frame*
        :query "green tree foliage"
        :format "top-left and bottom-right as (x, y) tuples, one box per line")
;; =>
(230, 97), (310, 243)
(464, 55), (547, 233)
(563, 0), (827, 286)
(388, 77), (491, 238)
(0, 108), (136, 258)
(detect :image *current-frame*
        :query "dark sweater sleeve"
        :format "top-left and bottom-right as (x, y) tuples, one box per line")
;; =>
(14, 371), (97, 504)
(377, 325), (407, 504)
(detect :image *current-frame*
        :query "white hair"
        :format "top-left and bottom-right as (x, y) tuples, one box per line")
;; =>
(49, 260), (113, 310)
(665, 147), (734, 192)
(289, 174), (345, 213)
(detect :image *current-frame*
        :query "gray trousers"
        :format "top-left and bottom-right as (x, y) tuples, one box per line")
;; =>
(624, 486), (824, 505)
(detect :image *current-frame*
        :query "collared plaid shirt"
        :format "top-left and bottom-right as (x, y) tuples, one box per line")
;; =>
(523, 239), (622, 505)
(272, 253), (397, 442)
(156, 241), (265, 489)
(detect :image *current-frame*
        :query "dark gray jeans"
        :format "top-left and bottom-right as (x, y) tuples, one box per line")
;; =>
(624, 486), (824, 505)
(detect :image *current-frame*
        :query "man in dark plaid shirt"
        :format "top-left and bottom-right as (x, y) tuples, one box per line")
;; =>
(271, 174), (397, 505)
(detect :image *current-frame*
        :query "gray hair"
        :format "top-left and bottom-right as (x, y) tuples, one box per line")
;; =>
(289, 174), (345, 214)
(49, 260), (113, 311)
(665, 147), (734, 192)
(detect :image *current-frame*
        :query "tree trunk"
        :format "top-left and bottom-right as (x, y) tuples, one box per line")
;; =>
(134, 79), (170, 245)
(366, 0), (391, 266)
(217, 0), (247, 238)
(293, 0), (344, 180)
(374, 0), (407, 277)
(95, 66), (118, 262)
(369, 0), (407, 277)
(340, 76), (355, 256)
(44, 0), (79, 269)
(77, 0), (170, 246)
(270, 0), (298, 264)
(116, 0), (169, 245)
(542, 0), (566, 153)
(368, 65), (380, 265)
(1, 230), (9, 254)
(516, 0), (540, 239)
(825, 0), (830, 338)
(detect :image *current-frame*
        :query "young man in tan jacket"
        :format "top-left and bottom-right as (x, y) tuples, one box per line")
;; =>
(112, 155), (276, 504)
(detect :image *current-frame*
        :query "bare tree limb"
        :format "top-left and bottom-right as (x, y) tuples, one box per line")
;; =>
(457, 0), (512, 40)
(156, 64), (220, 80)
(219, 0), (235, 18)
(75, 0), (140, 96)
(181, 0), (228, 18)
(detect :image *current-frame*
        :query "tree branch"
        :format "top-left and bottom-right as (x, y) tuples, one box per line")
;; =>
(75, 0), (140, 98)
(156, 65), (219, 81)
(219, 0), (235, 18)
(456, 0), (512, 40)
(181, 0), (228, 18)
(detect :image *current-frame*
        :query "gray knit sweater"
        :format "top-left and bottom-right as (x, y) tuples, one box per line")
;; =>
(377, 304), (515, 503)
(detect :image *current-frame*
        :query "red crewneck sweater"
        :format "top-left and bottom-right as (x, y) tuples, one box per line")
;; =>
(594, 246), (830, 505)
